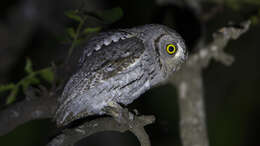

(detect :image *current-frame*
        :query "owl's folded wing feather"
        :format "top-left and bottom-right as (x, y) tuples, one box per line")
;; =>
(54, 37), (147, 126)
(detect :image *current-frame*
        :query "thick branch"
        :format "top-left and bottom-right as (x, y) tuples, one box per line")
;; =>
(0, 86), (155, 146)
(47, 115), (155, 146)
(170, 20), (251, 146)
(0, 94), (57, 136)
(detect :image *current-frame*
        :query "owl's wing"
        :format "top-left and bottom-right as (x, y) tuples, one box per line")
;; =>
(55, 37), (146, 126)
(79, 30), (137, 66)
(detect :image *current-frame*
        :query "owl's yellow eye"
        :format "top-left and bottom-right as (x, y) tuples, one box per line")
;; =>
(166, 44), (177, 55)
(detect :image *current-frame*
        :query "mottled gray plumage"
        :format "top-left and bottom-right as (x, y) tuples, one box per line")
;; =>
(54, 24), (188, 126)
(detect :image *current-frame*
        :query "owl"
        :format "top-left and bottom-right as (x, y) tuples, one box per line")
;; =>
(54, 24), (187, 126)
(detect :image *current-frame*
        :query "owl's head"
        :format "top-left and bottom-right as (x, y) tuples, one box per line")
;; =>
(150, 25), (188, 77)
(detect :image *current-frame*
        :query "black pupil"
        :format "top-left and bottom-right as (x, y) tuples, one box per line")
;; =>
(169, 46), (174, 52)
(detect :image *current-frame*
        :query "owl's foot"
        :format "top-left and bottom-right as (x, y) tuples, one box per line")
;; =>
(104, 101), (134, 125)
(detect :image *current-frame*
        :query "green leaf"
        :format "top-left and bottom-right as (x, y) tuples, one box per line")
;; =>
(0, 83), (15, 92)
(2, 60), (54, 105)
(21, 76), (40, 92)
(83, 27), (101, 34)
(6, 87), (19, 104)
(38, 68), (54, 83)
(250, 9), (260, 25)
(65, 10), (83, 22)
(96, 7), (123, 24)
(251, 16), (259, 25)
(25, 58), (33, 74)
(67, 27), (77, 39)
(74, 39), (83, 46)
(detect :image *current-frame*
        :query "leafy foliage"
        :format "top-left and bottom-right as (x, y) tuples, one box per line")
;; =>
(250, 9), (260, 25)
(96, 7), (124, 24)
(0, 58), (54, 104)
(0, 7), (124, 105)
(65, 10), (84, 23)
(83, 27), (101, 34)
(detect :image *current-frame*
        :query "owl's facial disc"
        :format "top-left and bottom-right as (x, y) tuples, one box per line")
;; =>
(156, 34), (187, 76)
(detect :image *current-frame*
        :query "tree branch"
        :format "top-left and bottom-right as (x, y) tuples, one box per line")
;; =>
(0, 86), (155, 146)
(47, 115), (155, 146)
(0, 94), (57, 136)
(170, 20), (251, 146)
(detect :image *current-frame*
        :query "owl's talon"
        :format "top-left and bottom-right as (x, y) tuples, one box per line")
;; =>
(104, 102), (134, 125)
(133, 109), (139, 115)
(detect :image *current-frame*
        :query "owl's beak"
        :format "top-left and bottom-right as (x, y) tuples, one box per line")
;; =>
(177, 43), (188, 63)
(182, 49), (188, 62)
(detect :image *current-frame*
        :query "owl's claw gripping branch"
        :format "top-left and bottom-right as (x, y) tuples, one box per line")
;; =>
(104, 101), (134, 124)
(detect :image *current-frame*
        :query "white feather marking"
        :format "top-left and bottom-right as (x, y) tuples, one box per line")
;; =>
(175, 43), (184, 59)
(95, 45), (101, 51)
(111, 35), (120, 42)
(104, 39), (111, 46)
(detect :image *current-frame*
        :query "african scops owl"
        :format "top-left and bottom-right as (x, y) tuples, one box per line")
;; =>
(54, 24), (188, 126)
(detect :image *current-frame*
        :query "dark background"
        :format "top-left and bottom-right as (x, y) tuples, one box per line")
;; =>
(0, 0), (259, 146)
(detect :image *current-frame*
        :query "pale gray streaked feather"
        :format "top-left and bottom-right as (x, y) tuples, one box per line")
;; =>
(79, 30), (137, 66)
(55, 37), (148, 125)
(59, 37), (145, 103)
